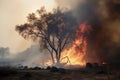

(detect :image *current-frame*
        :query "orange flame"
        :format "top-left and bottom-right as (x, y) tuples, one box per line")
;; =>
(61, 22), (90, 66)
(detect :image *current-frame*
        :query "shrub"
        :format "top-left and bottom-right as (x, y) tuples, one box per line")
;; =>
(50, 66), (58, 72)
(93, 63), (99, 67)
(86, 63), (93, 68)
(33, 66), (41, 70)
(46, 66), (51, 70)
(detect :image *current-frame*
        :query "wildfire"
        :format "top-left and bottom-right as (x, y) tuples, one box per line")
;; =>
(61, 22), (90, 66)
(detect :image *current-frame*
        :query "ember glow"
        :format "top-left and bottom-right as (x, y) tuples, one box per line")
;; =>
(61, 22), (90, 66)
(102, 62), (107, 65)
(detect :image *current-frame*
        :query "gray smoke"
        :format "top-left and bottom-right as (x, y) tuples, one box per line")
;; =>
(15, 45), (50, 67)
(0, 45), (50, 67)
(56, 0), (120, 65)
(0, 47), (10, 58)
(0, 47), (18, 67)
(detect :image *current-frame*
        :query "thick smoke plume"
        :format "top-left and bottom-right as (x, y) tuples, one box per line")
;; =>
(56, 0), (120, 65)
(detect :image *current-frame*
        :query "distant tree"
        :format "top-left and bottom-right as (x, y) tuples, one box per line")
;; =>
(15, 7), (77, 65)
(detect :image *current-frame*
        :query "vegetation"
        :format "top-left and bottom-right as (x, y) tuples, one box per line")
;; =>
(15, 7), (77, 65)
(0, 65), (120, 80)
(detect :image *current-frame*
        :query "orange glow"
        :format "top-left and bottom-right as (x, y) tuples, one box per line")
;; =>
(44, 22), (91, 67)
(102, 62), (107, 65)
(44, 60), (52, 66)
(61, 22), (89, 66)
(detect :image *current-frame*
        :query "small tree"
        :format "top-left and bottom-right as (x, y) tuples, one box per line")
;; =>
(15, 7), (77, 65)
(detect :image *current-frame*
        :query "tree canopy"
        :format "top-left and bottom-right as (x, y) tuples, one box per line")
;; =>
(15, 7), (77, 65)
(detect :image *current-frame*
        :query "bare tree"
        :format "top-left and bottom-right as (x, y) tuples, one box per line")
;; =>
(15, 7), (77, 65)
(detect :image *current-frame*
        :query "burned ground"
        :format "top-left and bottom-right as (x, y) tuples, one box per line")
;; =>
(0, 65), (120, 80)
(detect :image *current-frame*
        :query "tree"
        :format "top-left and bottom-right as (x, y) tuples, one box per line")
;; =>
(15, 7), (77, 65)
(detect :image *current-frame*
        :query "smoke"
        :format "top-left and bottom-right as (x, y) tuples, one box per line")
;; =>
(15, 45), (50, 67)
(56, 0), (120, 65)
(0, 47), (18, 67)
(0, 47), (9, 58)
(0, 45), (50, 67)
(0, 0), (56, 53)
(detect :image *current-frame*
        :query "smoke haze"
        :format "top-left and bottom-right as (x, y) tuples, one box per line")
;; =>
(0, 0), (56, 53)
(0, 45), (51, 67)
(56, 0), (120, 65)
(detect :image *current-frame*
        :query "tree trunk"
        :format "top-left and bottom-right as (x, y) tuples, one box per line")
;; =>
(50, 53), (55, 64)
(56, 57), (60, 64)
(56, 52), (60, 64)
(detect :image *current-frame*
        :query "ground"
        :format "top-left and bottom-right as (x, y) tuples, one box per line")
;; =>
(0, 66), (120, 80)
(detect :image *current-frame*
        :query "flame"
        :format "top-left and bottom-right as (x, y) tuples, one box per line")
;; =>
(44, 22), (91, 67)
(61, 22), (90, 66)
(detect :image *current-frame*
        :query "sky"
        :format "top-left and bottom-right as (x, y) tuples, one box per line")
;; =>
(0, 0), (56, 53)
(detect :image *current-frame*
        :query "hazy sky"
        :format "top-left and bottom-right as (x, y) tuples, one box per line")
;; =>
(0, 0), (56, 53)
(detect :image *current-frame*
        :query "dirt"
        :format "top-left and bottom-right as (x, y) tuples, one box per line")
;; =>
(0, 68), (120, 80)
